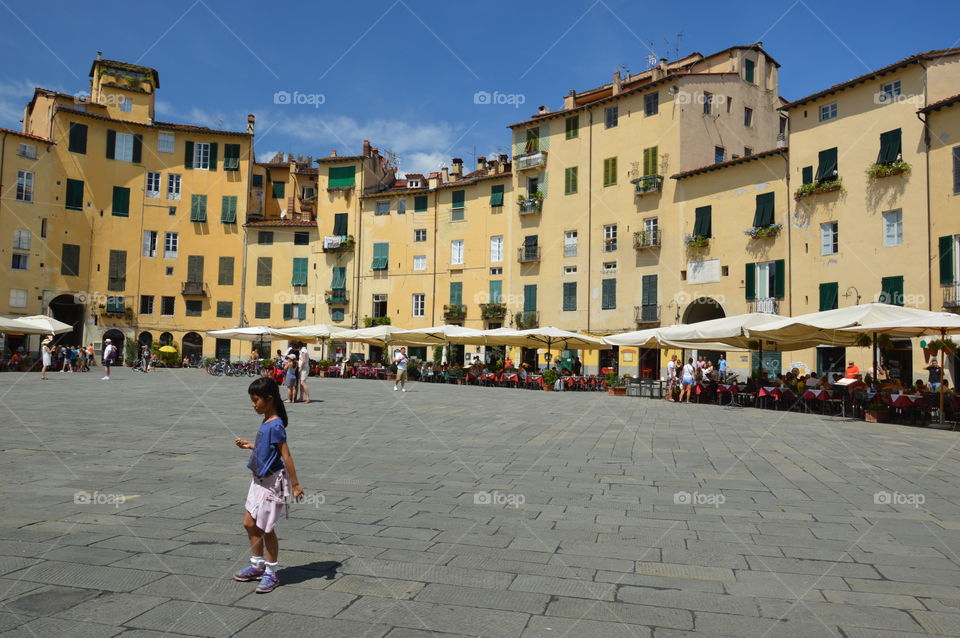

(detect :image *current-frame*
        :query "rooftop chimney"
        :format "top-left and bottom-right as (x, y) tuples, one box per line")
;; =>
(363, 139), (371, 157)
(498, 153), (508, 164)
(97, 51), (102, 60)
(247, 113), (255, 135)
(441, 166), (449, 183)
(612, 70), (622, 96)
(330, 150), (337, 157)
(563, 89), (576, 110)
(451, 158), (463, 178)
(537, 105), (550, 115)
(476, 156), (486, 172)
(428, 172), (439, 189)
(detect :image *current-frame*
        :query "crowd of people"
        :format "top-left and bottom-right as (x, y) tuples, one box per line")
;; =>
(38, 340), (98, 379)
(256, 344), (312, 404)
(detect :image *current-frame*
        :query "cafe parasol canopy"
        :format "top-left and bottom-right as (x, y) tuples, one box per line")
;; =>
(0, 315), (73, 335)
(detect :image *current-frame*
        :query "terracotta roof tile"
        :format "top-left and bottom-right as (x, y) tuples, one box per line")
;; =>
(671, 147), (787, 180)
(56, 107), (250, 136)
(0, 127), (53, 144)
(244, 218), (317, 227)
(920, 93), (960, 114)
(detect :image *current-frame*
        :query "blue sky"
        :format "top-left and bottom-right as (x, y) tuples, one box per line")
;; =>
(1, 0), (958, 175)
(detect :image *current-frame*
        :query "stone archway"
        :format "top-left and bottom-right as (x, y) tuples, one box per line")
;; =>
(102, 329), (125, 363)
(182, 332), (203, 364)
(159, 332), (174, 346)
(682, 297), (726, 325)
(49, 293), (84, 345)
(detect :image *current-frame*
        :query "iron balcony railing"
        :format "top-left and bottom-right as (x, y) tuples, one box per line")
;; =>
(631, 174), (663, 195)
(633, 229), (661, 249)
(181, 281), (209, 296)
(514, 151), (547, 171)
(634, 305), (661, 324)
(518, 246), (541, 263)
(748, 298), (780, 314)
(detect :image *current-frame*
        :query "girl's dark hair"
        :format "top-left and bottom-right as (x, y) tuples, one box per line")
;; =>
(248, 376), (288, 427)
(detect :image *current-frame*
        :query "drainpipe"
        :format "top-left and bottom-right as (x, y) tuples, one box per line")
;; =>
(134, 169), (147, 344)
(587, 109), (594, 332)
(353, 160), (364, 329)
(917, 60), (933, 311)
(782, 149), (792, 316)
(431, 186), (438, 327)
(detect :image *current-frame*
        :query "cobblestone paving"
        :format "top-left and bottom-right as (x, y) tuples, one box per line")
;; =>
(1, 368), (959, 637)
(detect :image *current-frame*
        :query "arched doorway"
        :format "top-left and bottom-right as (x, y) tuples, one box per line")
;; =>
(159, 332), (173, 346)
(138, 332), (153, 348)
(682, 297), (727, 368)
(49, 294), (84, 345)
(102, 329), (125, 364)
(182, 332), (203, 364)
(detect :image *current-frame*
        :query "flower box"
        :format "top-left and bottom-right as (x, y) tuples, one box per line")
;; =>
(865, 409), (890, 423)
(607, 386), (627, 396)
(794, 179), (843, 201)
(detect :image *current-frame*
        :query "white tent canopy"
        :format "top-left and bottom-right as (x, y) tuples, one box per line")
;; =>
(391, 325), (488, 346)
(205, 326), (282, 341)
(839, 313), (960, 337)
(0, 315), (73, 335)
(747, 303), (942, 346)
(487, 326), (610, 350)
(269, 324), (349, 342)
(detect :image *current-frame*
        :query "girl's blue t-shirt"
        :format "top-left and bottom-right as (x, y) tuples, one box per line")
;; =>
(247, 417), (286, 477)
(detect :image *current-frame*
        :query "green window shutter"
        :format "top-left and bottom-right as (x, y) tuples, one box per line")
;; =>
(297, 304), (307, 320)
(132, 134), (142, 163)
(414, 195), (428, 212)
(641, 274), (658, 306)
(603, 157), (617, 186)
(331, 266), (347, 289)
(802, 166), (813, 185)
(61, 244), (80, 276)
(255, 303), (270, 319)
(208, 142), (218, 171)
(753, 192), (775, 227)
(449, 282), (463, 305)
(881, 275), (904, 306)
(643, 147), (658, 175)
(939, 235), (955, 284)
(565, 167), (578, 194)
(372, 242), (389, 270)
(452, 190), (465, 208)
(774, 259), (786, 298)
(523, 284), (537, 312)
(68, 123), (87, 154)
(601, 279), (616, 310)
(819, 282), (839, 311)
(111, 186), (130, 217)
(224, 143), (241, 171)
(954, 147), (960, 194)
(220, 195), (238, 223)
(328, 166), (356, 188)
(489, 280), (502, 303)
(272, 181), (285, 199)
(744, 58), (755, 84)
(190, 194), (207, 222)
(331, 308), (344, 321)
(490, 184), (504, 206)
(108, 250), (126, 291)
(217, 301), (232, 318)
(815, 147), (838, 182)
(65, 179), (83, 210)
(562, 282), (577, 311)
(283, 303), (293, 320)
(877, 128), (902, 164)
(745, 263), (756, 300)
(292, 257), (308, 286)
(218, 256), (234, 285)
(187, 255), (204, 283)
(565, 115), (579, 139)
(105, 129), (116, 159)
(184, 140), (193, 169)
(694, 206), (712, 238)
(525, 127), (540, 153)
(332, 213), (348, 236)
(256, 257), (272, 286)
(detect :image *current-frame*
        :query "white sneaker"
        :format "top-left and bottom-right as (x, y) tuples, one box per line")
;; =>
(101, 376), (109, 380)
(393, 386), (398, 391)
(401, 388), (407, 392)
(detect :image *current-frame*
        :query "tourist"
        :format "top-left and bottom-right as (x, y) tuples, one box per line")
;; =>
(914, 379), (928, 393)
(845, 361), (859, 379)
(298, 346), (311, 403)
(926, 359), (943, 392)
(102, 339), (117, 380)
(282, 354), (297, 403)
(394, 347), (409, 392)
(678, 357), (696, 403)
(572, 356), (583, 376)
(233, 377), (303, 594)
(664, 354), (678, 402)
(85, 344), (94, 371)
(40, 338), (52, 380)
(718, 354), (727, 381)
(60, 345), (71, 372)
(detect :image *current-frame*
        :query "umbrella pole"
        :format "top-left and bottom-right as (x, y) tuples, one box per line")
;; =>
(940, 329), (946, 426)
(872, 332), (879, 392)
(758, 342), (763, 381)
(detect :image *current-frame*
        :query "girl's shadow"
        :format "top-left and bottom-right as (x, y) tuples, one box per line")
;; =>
(278, 560), (342, 585)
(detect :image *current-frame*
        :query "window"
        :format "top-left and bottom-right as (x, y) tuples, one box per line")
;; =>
(604, 224), (617, 252)
(490, 236), (503, 262)
(413, 255), (426, 271)
(396, 199), (406, 214)
(714, 147), (725, 163)
(16, 171), (33, 202)
(523, 284), (537, 312)
(880, 80), (901, 104)
(451, 190), (465, 221)
(281, 303), (306, 321)
(328, 166), (356, 188)
(752, 192), (775, 228)
(412, 294), (425, 317)
(217, 301), (232, 318)
(165, 267), (173, 276)
(815, 147), (839, 182)
(451, 240), (464, 266)
(40, 218), (46, 238)
(604, 106), (618, 128)
(565, 115), (579, 139)
(487, 280), (502, 304)
(113, 132), (134, 162)
(17, 143), (36, 158)
(190, 194), (207, 222)
(163, 232), (178, 258)
(880, 275), (904, 305)
(218, 256), (234, 285)
(143, 230), (158, 257)
(65, 179), (84, 210)
(146, 172), (161, 198)
(372, 294), (388, 318)
(12, 229), (29, 251)
(291, 257), (308, 286)
(693, 206), (712, 238)
(642, 146), (658, 176)
(644, 92), (659, 116)
(332, 213), (348, 236)
(223, 144), (240, 171)
(490, 184), (504, 207)
(819, 103), (838, 121)
(254, 302), (270, 319)
(414, 229), (427, 242)
(565, 166), (578, 195)
(167, 174), (181, 200)
(703, 92), (713, 115)
(256, 257), (272, 286)
(821, 221), (839, 255)
(641, 274), (658, 319)
(220, 196), (237, 223)
(185, 300), (202, 317)
(954, 146), (960, 194)
(158, 132), (175, 153)
(186, 255), (204, 287)
(490, 267), (502, 275)
(112, 186), (130, 217)
(603, 261), (616, 272)
(372, 243), (389, 270)
(564, 265), (577, 275)
(375, 201), (390, 215)
(140, 295), (154, 314)
(11, 254), (28, 270)
(449, 282), (462, 305)
(877, 129), (902, 165)
(602, 157), (617, 187)
(563, 282), (577, 311)
(414, 195), (428, 212)
(258, 231), (274, 245)
(601, 279), (616, 310)
(107, 250), (126, 291)
(643, 218), (659, 244)
(9, 289), (27, 308)
(272, 181), (285, 199)
(564, 230), (577, 257)
(883, 210), (903, 247)
(68, 123), (87, 154)
(744, 147), (753, 156)
(525, 127), (540, 153)
(193, 142), (211, 170)
(743, 107), (753, 127)
(119, 97), (132, 113)
(61, 244), (80, 276)
(744, 58), (756, 84)
(819, 282), (839, 312)
(294, 231), (310, 246)
(331, 308), (345, 322)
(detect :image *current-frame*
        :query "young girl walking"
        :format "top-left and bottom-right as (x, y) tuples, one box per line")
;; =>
(233, 377), (304, 593)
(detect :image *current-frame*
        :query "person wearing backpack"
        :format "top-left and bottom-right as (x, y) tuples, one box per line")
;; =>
(102, 339), (118, 381)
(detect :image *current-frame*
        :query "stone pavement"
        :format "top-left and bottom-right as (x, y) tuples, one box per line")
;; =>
(0, 368), (959, 637)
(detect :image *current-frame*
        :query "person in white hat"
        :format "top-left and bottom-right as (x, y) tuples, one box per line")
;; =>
(102, 339), (118, 380)
(40, 338), (53, 380)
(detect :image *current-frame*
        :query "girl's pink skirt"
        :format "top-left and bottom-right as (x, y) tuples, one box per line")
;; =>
(244, 468), (289, 533)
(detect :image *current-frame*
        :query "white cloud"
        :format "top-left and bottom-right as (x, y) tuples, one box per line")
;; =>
(401, 151), (448, 177)
(256, 150), (281, 163)
(0, 79), (39, 129)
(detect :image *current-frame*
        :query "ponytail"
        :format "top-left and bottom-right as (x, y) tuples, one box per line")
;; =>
(248, 376), (288, 427)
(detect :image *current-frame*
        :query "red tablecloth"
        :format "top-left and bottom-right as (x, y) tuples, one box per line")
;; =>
(529, 375), (545, 389)
(717, 384), (738, 395)
(759, 386), (796, 401)
(802, 389), (829, 400)
(885, 393), (925, 408)
(500, 373), (519, 383)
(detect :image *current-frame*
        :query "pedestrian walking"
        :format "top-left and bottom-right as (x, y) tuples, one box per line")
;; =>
(298, 346), (311, 403)
(40, 338), (52, 380)
(85, 344), (94, 372)
(282, 354), (297, 403)
(393, 347), (409, 392)
(664, 354), (678, 401)
(102, 339), (117, 380)
(233, 377), (303, 594)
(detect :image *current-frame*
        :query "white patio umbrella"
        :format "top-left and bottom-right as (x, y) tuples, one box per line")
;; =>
(7, 315), (73, 335)
(391, 324), (488, 346)
(270, 324), (348, 342)
(484, 326), (609, 368)
(205, 326), (280, 341)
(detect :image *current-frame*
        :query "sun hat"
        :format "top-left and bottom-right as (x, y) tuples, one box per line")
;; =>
(105, 339), (112, 343)
(287, 353), (297, 360)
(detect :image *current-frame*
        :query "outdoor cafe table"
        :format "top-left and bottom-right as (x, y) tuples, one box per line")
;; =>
(528, 374), (545, 390)
(499, 372), (519, 387)
(716, 383), (739, 406)
(758, 386), (798, 409)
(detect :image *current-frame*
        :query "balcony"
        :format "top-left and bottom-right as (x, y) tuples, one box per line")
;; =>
(514, 151), (547, 171)
(325, 289), (348, 304)
(443, 304), (467, 321)
(518, 246), (541, 263)
(942, 284), (960, 309)
(514, 310), (540, 329)
(633, 229), (661, 249)
(480, 302), (507, 320)
(449, 207), (466, 222)
(322, 235), (355, 252)
(518, 198), (543, 215)
(634, 305), (661, 325)
(748, 298), (780, 314)
(181, 281), (209, 296)
(631, 174), (663, 196)
(603, 239), (618, 253)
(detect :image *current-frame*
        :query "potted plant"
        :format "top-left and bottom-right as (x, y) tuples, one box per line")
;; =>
(794, 178), (844, 201)
(864, 399), (890, 423)
(317, 359), (332, 376)
(685, 234), (709, 249)
(543, 368), (559, 391)
(743, 223), (783, 239)
(928, 338), (957, 356)
(606, 371), (627, 396)
(866, 159), (911, 179)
